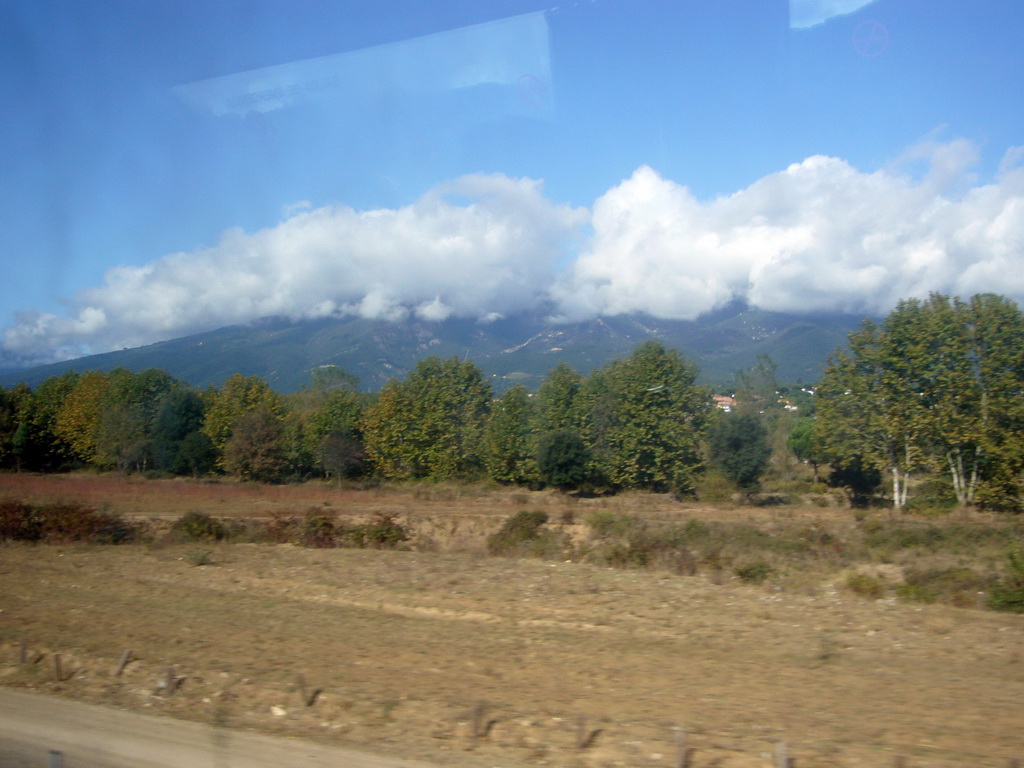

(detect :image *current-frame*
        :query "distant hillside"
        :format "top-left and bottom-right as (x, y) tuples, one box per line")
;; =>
(0, 305), (867, 393)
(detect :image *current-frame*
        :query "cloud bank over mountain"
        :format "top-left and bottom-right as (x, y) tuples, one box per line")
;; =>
(4, 139), (1023, 368)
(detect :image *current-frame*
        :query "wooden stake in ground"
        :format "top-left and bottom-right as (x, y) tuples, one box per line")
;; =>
(469, 701), (496, 741)
(675, 729), (688, 768)
(575, 714), (601, 750)
(53, 654), (63, 683)
(161, 667), (179, 696)
(113, 649), (133, 677)
(470, 701), (486, 741)
(296, 674), (321, 707)
(775, 741), (788, 768)
(19, 640), (27, 665)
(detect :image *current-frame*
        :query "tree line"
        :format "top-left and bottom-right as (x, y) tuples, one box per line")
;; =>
(2, 292), (1023, 511)
(0, 341), (719, 494)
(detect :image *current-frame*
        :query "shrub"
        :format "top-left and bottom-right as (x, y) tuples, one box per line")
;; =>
(487, 510), (563, 557)
(903, 475), (958, 515)
(845, 572), (887, 599)
(264, 512), (300, 544)
(863, 521), (1009, 555)
(40, 503), (138, 544)
(348, 513), (407, 549)
(897, 567), (987, 606)
(735, 561), (774, 584)
(583, 517), (698, 575)
(694, 469), (735, 503)
(186, 547), (215, 566)
(90, 514), (141, 545)
(0, 500), (139, 544)
(864, 523), (945, 551)
(302, 509), (339, 548)
(585, 510), (636, 538)
(170, 511), (226, 542)
(0, 500), (41, 542)
(988, 549), (1024, 613)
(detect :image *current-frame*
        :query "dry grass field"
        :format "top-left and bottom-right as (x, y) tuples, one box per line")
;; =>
(1, 473), (1023, 768)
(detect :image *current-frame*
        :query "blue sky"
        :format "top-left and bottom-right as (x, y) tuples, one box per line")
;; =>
(1, 0), (1022, 367)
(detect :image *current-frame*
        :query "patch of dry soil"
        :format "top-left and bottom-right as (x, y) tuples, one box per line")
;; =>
(1, 542), (1022, 768)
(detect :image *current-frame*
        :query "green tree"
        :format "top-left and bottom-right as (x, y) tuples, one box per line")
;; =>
(202, 373), (286, 459)
(939, 294), (1024, 508)
(581, 341), (709, 494)
(175, 431), (218, 477)
(150, 387), (208, 473)
(308, 389), (366, 476)
(817, 320), (923, 510)
(361, 357), (491, 480)
(12, 372), (80, 470)
(786, 417), (823, 482)
(105, 368), (177, 421)
(536, 430), (592, 491)
(54, 370), (112, 463)
(535, 362), (584, 433)
(280, 368), (365, 479)
(319, 432), (366, 481)
(0, 384), (31, 470)
(485, 385), (538, 485)
(94, 403), (151, 471)
(708, 412), (772, 492)
(91, 368), (177, 471)
(818, 293), (1024, 510)
(223, 405), (288, 481)
(828, 455), (882, 507)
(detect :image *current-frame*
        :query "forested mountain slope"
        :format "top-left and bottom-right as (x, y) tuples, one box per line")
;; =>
(0, 305), (865, 392)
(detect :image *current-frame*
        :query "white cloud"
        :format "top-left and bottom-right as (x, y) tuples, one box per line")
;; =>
(554, 141), (1024, 321)
(2, 173), (585, 366)
(4, 139), (1024, 368)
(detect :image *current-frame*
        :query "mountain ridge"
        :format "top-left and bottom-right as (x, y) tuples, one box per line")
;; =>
(0, 306), (868, 393)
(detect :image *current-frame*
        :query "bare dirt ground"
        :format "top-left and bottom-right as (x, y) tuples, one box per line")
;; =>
(1, 474), (1023, 768)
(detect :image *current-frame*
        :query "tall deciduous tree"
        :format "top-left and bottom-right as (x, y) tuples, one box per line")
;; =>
(93, 368), (177, 470)
(817, 293), (1024, 510)
(582, 341), (709, 494)
(708, 412), (772, 492)
(919, 294), (1024, 507)
(786, 417), (823, 482)
(485, 385), (538, 485)
(361, 357), (491, 480)
(305, 387), (366, 478)
(94, 403), (151, 471)
(535, 362), (584, 433)
(151, 386), (208, 473)
(54, 370), (112, 463)
(0, 384), (30, 470)
(536, 429), (591, 491)
(202, 373), (286, 458)
(15, 372), (80, 470)
(223, 405), (288, 481)
(817, 320), (921, 510)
